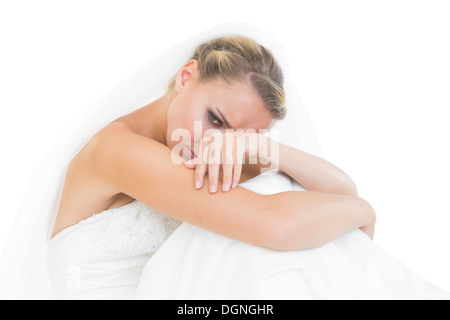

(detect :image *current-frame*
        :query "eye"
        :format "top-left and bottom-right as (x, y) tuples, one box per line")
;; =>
(208, 110), (223, 128)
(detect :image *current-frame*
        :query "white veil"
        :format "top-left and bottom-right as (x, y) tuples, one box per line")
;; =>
(0, 22), (323, 299)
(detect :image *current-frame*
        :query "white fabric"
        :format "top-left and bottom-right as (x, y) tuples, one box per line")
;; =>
(48, 201), (181, 299)
(47, 170), (450, 300)
(135, 172), (450, 300)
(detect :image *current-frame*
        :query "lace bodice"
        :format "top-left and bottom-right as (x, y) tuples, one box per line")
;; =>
(48, 200), (181, 299)
(76, 200), (181, 258)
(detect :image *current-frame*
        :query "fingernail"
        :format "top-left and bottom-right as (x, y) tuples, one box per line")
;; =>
(195, 181), (202, 189)
(222, 184), (230, 192)
(232, 180), (238, 189)
(209, 184), (217, 193)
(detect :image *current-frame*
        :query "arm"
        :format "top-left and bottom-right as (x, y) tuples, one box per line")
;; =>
(246, 135), (358, 196)
(86, 123), (375, 250)
(187, 131), (357, 196)
(275, 141), (358, 196)
(244, 137), (376, 240)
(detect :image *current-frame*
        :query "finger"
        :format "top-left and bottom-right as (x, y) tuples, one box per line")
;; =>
(221, 135), (234, 192)
(208, 154), (220, 194)
(232, 163), (242, 189)
(194, 144), (209, 189)
(194, 161), (207, 189)
(221, 163), (233, 192)
(232, 152), (245, 189)
(206, 133), (223, 193)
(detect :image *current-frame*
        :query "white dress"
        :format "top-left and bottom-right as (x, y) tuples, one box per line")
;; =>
(48, 201), (182, 299)
(48, 172), (450, 300)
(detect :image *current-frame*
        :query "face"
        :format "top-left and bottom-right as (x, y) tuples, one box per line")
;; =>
(166, 63), (273, 160)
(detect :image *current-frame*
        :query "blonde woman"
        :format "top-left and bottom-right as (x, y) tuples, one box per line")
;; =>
(1, 25), (448, 300)
(46, 34), (374, 298)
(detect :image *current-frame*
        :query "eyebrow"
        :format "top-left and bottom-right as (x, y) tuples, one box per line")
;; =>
(216, 107), (233, 129)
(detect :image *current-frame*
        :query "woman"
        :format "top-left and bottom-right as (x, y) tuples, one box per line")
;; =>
(47, 34), (375, 298)
(1, 24), (448, 300)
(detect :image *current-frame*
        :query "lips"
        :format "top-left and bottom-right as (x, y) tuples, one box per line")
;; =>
(189, 147), (196, 160)
(183, 145), (196, 161)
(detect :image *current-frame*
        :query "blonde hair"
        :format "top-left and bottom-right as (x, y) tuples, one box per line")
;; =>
(169, 35), (286, 120)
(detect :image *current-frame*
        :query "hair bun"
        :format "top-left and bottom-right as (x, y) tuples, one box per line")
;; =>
(170, 35), (286, 120)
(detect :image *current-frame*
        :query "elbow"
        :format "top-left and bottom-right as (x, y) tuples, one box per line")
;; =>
(337, 175), (359, 196)
(343, 179), (359, 196)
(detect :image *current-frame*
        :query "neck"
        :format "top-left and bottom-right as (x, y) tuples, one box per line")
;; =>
(116, 89), (176, 147)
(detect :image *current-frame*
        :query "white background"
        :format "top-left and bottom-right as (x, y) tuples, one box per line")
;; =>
(1, 0), (449, 293)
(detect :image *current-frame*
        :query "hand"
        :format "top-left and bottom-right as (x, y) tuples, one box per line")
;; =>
(184, 130), (268, 193)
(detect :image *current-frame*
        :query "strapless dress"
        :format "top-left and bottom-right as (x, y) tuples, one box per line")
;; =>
(48, 200), (181, 300)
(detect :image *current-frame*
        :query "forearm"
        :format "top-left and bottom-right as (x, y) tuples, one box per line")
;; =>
(268, 190), (375, 251)
(262, 139), (358, 196)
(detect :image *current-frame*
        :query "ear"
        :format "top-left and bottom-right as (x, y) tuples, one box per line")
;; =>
(174, 60), (199, 93)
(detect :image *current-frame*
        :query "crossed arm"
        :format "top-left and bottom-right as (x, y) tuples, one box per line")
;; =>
(186, 131), (358, 196)
(85, 123), (376, 251)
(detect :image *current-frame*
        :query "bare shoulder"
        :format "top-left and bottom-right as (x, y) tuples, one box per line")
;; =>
(52, 121), (142, 237)
(86, 121), (173, 187)
(94, 120), (135, 138)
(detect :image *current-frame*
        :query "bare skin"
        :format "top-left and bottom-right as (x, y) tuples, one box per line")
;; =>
(52, 60), (376, 250)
